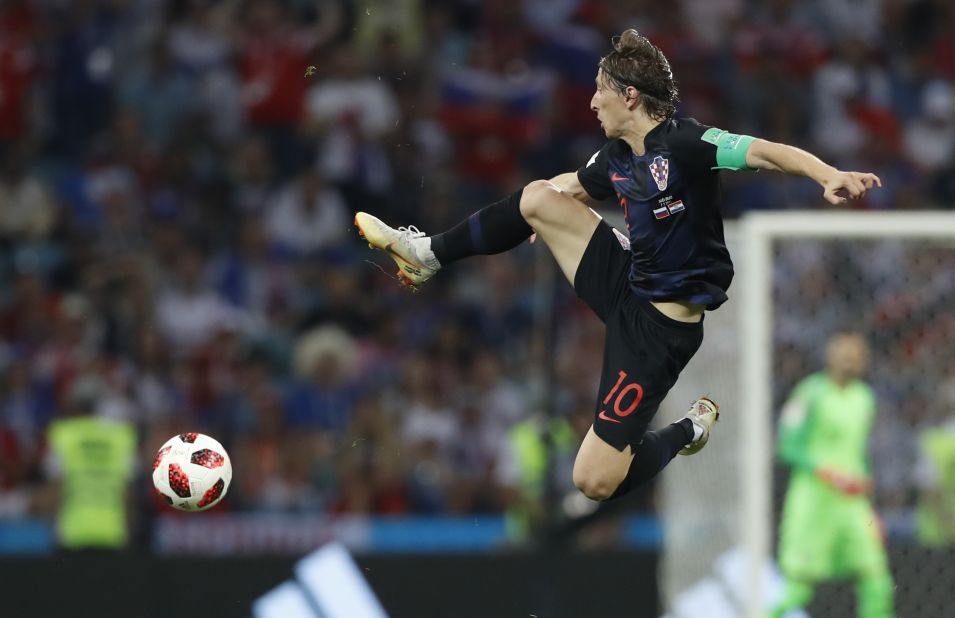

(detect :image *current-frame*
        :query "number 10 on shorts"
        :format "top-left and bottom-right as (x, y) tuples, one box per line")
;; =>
(602, 370), (644, 419)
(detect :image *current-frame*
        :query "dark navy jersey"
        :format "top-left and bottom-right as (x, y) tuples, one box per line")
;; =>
(577, 117), (735, 310)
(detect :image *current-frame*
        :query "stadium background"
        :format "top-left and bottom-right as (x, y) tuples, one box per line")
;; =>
(0, 0), (954, 616)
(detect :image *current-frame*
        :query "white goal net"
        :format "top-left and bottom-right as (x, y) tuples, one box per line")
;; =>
(659, 211), (955, 618)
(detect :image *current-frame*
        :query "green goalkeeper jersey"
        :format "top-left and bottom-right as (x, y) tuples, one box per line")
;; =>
(777, 372), (876, 478)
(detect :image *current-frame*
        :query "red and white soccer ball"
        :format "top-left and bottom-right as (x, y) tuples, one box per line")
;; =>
(152, 433), (232, 512)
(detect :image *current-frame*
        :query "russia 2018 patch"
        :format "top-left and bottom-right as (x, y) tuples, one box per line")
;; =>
(653, 205), (670, 219)
(649, 156), (669, 191)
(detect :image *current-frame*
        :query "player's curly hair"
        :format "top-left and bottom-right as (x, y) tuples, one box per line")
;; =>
(599, 29), (678, 121)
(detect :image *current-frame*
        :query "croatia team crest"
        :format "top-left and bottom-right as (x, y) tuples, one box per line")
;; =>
(649, 156), (669, 191)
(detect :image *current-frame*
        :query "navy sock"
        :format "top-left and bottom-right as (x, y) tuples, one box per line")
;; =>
(430, 189), (531, 265)
(607, 419), (693, 500)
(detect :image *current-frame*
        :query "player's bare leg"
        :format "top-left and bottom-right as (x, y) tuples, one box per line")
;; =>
(572, 397), (718, 501)
(517, 181), (642, 499)
(517, 179), (602, 285)
(571, 428), (632, 500)
(519, 181), (633, 498)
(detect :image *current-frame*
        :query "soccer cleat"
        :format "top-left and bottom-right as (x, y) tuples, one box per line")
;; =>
(354, 212), (441, 288)
(678, 396), (720, 456)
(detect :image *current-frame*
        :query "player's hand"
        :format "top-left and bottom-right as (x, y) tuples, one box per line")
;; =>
(840, 476), (873, 496)
(820, 170), (882, 205)
(816, 467), (872, 495)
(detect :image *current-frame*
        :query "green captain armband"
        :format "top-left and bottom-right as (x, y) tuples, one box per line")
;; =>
(701, 127), (756, 171)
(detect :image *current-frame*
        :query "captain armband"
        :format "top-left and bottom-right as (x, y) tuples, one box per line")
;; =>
(701, 127), (757, 171)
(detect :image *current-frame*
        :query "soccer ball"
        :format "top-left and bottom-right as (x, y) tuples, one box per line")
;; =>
(152, 433), (232, 512)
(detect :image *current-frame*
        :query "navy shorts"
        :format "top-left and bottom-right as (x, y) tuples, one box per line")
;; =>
(574, 221), (704, 451)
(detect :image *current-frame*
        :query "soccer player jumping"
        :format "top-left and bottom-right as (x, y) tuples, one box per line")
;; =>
(355, 30), (882, 502)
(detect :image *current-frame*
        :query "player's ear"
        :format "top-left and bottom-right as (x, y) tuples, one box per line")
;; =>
(625, 86), (640, 109)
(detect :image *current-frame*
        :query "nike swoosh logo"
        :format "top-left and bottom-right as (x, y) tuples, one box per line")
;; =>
(598, 410), (622, 424)
(384, 242), (424, 275)
(610, 173), (629, 182)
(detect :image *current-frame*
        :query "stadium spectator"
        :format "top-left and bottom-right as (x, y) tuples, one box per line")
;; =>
(237, 0), (344, 174)
(264, 167), (350, 256)
(227, 135), (277, 214)
(304, 43), (401, 210)
(118, 38), (196, 150)
(0, 140), (58, 243)
(286, 325), (359, 432)
(438, 33), (552, 193)
(0, 356), (50, 495)
(210, 214), (294, 324)
(811, 38), (895, 165)
(903, 80), (955, 174)
(339, 394), (408, 514)
(47, 1), (122, 155)
(0, 0), (40, 141)
(154, 245), (243, 354)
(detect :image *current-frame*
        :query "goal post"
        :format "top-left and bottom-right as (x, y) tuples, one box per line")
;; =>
(658, 210), (955, 618)
(738, 211), (955, 618)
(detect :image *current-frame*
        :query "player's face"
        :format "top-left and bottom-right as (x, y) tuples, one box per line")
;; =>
(826, 334), (869, 381)
(591, 69), (631, 138)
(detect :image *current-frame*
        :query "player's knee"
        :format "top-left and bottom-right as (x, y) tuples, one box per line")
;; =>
(519, 179), (558, 224)
(573, 469), (618, 502)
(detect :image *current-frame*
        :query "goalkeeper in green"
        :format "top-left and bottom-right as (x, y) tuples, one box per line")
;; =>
(769, 333), (895, 618)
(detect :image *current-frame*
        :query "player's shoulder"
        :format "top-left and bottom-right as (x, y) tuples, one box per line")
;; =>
(658, 116), (713, 142)
(584, 138), (630, 166)
(604, 138), (631, 157)
(792, 372), (826, 397)
(672, 116), (708, 131)
(649, 117), (718, 160)
(852, 379), (877, 403)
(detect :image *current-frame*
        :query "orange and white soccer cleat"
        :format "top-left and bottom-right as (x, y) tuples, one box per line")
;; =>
(678, 396), (720, 456)
(354, 212), (442, 288)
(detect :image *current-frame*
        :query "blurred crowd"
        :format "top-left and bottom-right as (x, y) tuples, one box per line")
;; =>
(0, 0), (954, 547)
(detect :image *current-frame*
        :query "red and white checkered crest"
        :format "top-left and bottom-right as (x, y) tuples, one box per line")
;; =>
(649, 156), (669, 191)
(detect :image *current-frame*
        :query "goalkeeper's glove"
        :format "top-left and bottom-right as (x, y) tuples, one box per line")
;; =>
(815, 467), (873, 496)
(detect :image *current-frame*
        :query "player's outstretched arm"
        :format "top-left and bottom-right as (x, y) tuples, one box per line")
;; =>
(745, 139), (882, 205)
(777, 398), (816, 474)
